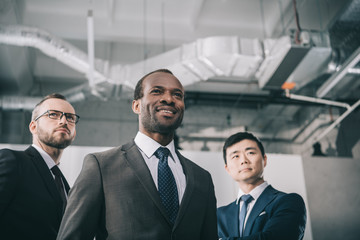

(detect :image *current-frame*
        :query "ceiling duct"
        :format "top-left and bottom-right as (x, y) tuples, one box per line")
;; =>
(256, 35), (311, 90)
(112, 36), (264, 89)
(256, 31), (333, 91)
(0, 24), (333, 101)
(0, 25), (109, 85)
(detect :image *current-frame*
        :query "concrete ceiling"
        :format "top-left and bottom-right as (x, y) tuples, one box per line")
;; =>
(0, 0), (359, 148)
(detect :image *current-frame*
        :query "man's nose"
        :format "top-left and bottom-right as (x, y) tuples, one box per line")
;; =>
(59, 114), (68, 124)
(239, 153), (248, 164)
(160, 91), (174, 104)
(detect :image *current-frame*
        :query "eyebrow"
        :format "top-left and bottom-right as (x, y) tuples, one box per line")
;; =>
(229, 147), (258, 156)
(245, 147), (258, 151)
(152, 86), (184, 93)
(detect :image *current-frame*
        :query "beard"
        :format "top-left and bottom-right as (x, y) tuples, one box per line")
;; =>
(141, 105), (183, 134)
(37, 125), (74, 149)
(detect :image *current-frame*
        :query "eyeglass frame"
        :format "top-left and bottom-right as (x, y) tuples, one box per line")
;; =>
(34, 109), (80, 124)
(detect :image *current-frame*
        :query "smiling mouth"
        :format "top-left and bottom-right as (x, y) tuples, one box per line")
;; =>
(157, 107), (177, 115)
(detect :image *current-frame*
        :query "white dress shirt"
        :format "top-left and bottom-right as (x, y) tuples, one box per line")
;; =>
(134, 131), (187, 203)
(32, 144), (68, 198)
(32, 144), (57, 177)
(236, 181), (269, 228)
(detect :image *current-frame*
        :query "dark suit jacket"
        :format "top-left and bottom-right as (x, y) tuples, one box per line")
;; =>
(217, 185), (306, 240)
(57, 140), (218, 240)
(0, 146), (70, 240)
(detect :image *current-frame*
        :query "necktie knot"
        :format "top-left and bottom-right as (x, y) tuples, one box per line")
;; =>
(154, 147), (170, 161)
(241, 194), (253, 204)
(51, 165), (62, 177)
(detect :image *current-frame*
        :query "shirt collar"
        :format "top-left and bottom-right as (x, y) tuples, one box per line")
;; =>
(236, 181), (269, 204)
(32, 144), (57, 169)
(134, 131), (176, 162)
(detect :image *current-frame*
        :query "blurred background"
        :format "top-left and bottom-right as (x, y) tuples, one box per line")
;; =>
(0, 1), (360, 239)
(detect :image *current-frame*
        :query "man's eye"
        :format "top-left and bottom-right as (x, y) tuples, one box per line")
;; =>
(66, 115), (75, 121)
(49, 113), (59, 117)
(174, 92), (183, 98)
(151, 89), (161, 94)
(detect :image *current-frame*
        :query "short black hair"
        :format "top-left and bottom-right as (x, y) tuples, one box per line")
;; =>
(31, 93), (67, 120)
(133, 69), (174, 100)
(222, 132), (265, 164)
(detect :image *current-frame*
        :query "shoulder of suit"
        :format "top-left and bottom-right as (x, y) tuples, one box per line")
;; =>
(0, 147), (30, 159)
(269, 188), (305, 206)
(217, 200), (237, 212)
(86, 141), (136, 159)
(88, 145), (125, 158)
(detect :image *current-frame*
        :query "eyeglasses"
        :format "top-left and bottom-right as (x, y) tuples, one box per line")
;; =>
(35, 110), (80, 124)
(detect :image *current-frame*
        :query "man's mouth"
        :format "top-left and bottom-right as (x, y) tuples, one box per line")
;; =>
(55, 128), (70, 134)
(156, 106), (177, 115)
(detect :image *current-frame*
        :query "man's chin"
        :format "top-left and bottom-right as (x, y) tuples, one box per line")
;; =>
(45, 139), (73, 149)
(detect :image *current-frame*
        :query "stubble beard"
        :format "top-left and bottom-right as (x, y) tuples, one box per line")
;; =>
(37, 125), (73, 149)
(141, 107), (183, 134)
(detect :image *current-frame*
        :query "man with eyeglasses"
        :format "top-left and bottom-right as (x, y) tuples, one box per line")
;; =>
(0, 93), (79, 240)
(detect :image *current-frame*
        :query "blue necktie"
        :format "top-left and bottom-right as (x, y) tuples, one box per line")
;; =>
(239, 194), (253, 237)
(155, 147), (179, 225)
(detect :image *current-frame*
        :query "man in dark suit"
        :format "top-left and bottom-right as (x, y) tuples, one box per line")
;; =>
(57, 69), (218, 240)
(0, 93), (79, 240)
(217, 132), (306, 240)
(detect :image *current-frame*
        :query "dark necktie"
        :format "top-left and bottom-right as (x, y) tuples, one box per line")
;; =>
(51, 165), (67, 212)
(155, 147), (179, 225)
(239, 194), (253, 237)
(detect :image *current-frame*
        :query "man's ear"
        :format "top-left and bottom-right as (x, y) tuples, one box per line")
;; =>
(132, 99), (141, 114)
(224, 164), (230, 175)
(29, 121), (37, 134)
(263, 154), (267, 167)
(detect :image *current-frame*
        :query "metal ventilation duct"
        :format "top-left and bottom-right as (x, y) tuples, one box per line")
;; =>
(0, 25), (264, 91)
(0, 25), (109, 85)
(0, 24), (334, 111)
(256, 36), (311, 89)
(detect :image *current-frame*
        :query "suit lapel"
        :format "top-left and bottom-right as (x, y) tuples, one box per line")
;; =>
(244, 185), (278, 236)
(122, 141), (170, 223)
(25, 146), (64, 217)
(173, 152), (194, 228)
(223, 201), (240, 236)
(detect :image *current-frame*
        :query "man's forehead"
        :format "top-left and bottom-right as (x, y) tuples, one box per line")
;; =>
(40, 98), (74, 112)
(228, 139), (259, 151)
(144, 72), (183, 89)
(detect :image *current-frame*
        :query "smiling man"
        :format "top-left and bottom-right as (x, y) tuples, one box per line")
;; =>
(57, 69), (218, 240)
(0, 93), (79, 240)
(217, 132), (307, 240)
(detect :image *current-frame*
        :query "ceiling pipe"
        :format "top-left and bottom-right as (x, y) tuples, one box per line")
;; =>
(285, 92), (350, 109)
(87, 9), (95, 87)
(0, 96), (42, 111)
(314, 99), (360, 142)
(285, 91), (359, 143)
(0, 92), (85, 111)
(316, 46), (360, 98)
